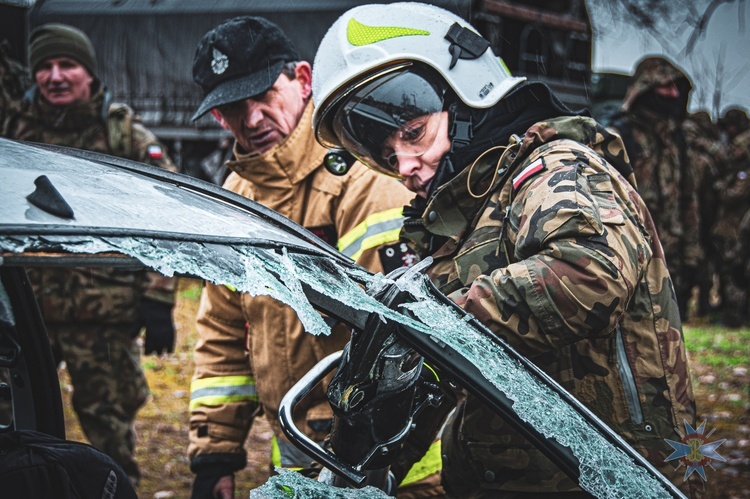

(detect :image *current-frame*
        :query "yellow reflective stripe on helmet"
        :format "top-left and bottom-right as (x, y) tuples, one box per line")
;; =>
(399, 439), (443, 486)
(347, 18), (429, 46)
(224, 284), (237, 292)
(189, 375), (257, 411)
(338, 207), (405, 261)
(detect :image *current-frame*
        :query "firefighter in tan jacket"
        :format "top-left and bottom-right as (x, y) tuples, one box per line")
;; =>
(187, 17), (440, 498)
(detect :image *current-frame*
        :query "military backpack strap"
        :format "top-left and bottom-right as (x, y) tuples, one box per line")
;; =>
(106, 102), (135, 159)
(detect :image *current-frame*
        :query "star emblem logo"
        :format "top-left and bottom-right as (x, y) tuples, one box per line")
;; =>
(664, 420), (726, 481)
(211, 47), (229, 75)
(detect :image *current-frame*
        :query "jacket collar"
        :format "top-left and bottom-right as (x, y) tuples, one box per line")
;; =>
(418, 116), (632, 241)
(226, 101), (326, 184)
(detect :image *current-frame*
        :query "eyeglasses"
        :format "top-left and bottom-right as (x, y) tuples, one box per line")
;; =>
(331, 68), (445, 177)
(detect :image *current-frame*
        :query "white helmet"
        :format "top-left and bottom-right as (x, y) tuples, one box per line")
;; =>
(312, 1), (525, 161)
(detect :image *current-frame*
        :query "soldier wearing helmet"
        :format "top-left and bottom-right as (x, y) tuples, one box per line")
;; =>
(312, 3), (701, 496)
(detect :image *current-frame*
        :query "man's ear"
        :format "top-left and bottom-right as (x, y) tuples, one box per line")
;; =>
(210, 108), (231, 130)
(294, 61), (312, 100)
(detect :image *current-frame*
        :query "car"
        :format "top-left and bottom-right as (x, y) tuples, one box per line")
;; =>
(0, 138), (684, 498)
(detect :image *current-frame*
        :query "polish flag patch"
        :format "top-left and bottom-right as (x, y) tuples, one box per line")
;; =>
(512, 158), (545, 190)
(147, 144), (164, 159)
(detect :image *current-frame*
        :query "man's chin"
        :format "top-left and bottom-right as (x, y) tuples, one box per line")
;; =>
(43, 93), (76, 106)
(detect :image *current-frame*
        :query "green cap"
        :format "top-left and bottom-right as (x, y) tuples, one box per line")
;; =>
(29, 23), (97, 76)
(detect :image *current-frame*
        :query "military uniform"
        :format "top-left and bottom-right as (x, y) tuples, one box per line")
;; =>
(712, 127), (750, 326)
(0, 40), (30, 138)
(682, 112), (722, 317)
(8, 83), (175, 483)
(188, 103), (441, 494)
(609, 57), (700, 320)
(401, 116), (700, 497)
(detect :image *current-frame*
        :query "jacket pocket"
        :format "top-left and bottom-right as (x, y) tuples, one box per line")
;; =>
(615, 324), (643, 424)
(587, 173), (625, 226)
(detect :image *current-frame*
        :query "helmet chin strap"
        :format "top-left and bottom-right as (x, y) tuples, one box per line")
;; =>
(427, 103), (473, 198)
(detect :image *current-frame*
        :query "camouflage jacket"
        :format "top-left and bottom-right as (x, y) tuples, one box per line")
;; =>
(712, 127), (750, 241)
(10, 85), (177, 315)
(682, 113), (722, 260)
(609, 58), (701, 269)
(0, 40), (30, 138)
(401, 116), (697, 496)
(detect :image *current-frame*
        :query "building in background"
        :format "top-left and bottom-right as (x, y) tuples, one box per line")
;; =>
(6, 0), (594, 180)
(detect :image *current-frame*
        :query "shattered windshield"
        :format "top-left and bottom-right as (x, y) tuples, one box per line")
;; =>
(0, 138), (677, 497)
(0, 233), (674, 498)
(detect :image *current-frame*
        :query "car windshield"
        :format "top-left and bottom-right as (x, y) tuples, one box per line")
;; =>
(0, 139), (679, 498)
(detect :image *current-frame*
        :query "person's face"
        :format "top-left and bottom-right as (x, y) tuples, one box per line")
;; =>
(382, 111), (451, 198)
(35, 56), (93, 107)
(210, 62), (312, 154)
(654, 81), (680, 99)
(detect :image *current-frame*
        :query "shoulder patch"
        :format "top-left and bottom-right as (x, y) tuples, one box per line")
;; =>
(378, 242), (418, 274)
(512, 157), (545, 190)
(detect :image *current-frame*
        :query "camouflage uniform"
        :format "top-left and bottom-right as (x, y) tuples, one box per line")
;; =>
(682, 112), (722, 317)
(8, 83), (175, 483)
(0, 39), (30, 137)
(609, 57), (700, 320)
(401, 116), (701, 497)
(712, 127), (750, 326)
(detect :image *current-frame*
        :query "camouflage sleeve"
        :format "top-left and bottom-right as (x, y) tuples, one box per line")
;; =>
(130, 121), (177, 172)
(141, 270), (176, 305)
(450, 152), (646, 357)
(680, 158), (702, 268)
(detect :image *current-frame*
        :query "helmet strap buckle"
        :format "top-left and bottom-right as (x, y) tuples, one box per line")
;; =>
(445, 23), (490, 70)
(449, 106), (473, 153)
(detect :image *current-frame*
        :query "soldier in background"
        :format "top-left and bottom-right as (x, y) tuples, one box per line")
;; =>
(682, 110), (722, 318)
(713, 108), (750, 326)
(0, 39), (30, 136)
(609, 56), (700, 321)
(5, 23), (176, 486)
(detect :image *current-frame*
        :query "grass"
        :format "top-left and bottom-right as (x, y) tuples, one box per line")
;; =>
(58, 279), (750, 498)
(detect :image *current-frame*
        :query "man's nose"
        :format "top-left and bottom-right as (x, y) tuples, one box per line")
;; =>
(241, 100), (263, 128)
(49, 64), (64, 81)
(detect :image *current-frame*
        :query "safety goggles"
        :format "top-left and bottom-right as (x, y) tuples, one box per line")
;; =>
(331, 68), (446, 177)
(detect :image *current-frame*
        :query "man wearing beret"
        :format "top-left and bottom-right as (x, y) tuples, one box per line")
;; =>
(187, 16), (442, 499)
(7, 23), (177, 487)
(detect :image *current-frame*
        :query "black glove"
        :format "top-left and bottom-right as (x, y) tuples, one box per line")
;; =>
(190, 454), (245, 499)
(191, 467), (230, 499)
(135, 298), (175, 355)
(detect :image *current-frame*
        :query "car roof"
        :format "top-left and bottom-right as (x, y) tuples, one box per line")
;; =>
(0, 138), (350, 269)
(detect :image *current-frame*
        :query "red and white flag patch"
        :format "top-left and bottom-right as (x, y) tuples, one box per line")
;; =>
(147, 144), (164, 159)
(512, 158), (545, 190)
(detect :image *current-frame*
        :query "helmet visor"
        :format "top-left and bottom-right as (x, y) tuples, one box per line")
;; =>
(332, 69), (445, 177)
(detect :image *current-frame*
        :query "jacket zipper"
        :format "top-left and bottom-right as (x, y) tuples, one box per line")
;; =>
(615, 324), (644, 425)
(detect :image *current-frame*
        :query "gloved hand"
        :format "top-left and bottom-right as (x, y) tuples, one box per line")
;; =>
(191, 469), (233, 499)
(191, 454), (244, 499)
(136, 298), (175, 355)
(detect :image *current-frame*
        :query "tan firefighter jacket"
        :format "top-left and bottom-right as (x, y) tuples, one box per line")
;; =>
(188, 103), (416, 471)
